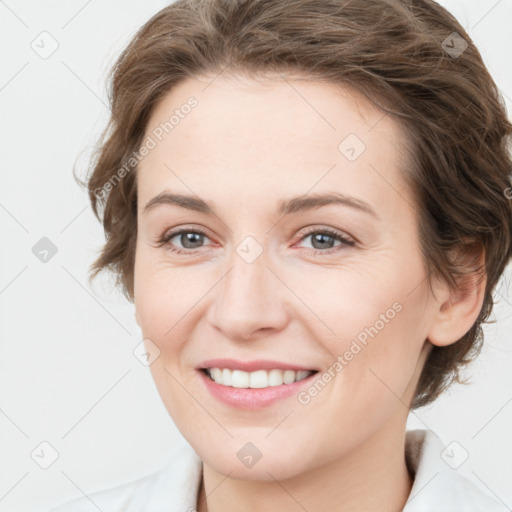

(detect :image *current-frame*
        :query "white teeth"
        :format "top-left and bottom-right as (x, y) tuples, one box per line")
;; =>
(268, 369), (284, 386)
(249, 370), (267, 388)
(232, 370), (249, 388)
(205, 368), (315, 388)
(222, 368), (232, 386)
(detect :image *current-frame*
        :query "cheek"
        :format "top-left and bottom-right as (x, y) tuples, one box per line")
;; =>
(134, 248), (207, 340)
(289, 258), (418, 352)
(302, 258), (428, 407)
(319, 284), (429, 428)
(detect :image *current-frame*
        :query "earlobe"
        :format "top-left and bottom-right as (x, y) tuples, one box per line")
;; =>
(427, 253), (486, 348)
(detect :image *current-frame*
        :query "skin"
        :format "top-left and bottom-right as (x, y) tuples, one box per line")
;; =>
(133, 73), (486, 512)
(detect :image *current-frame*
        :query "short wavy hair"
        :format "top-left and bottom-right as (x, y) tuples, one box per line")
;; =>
(79, 0), (512, 408)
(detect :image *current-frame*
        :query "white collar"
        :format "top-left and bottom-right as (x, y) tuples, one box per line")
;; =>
(402, 429), (506, 511)
(49, 429), (507, 511)
(165, 429), (506, 511)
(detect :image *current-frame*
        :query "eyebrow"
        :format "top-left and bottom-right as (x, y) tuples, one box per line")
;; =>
(142, 191), (378, 218)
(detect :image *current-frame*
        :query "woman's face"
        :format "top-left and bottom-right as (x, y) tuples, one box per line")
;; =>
(134, 74), (438, 479)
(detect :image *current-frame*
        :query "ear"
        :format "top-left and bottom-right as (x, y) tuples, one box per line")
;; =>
(427, 244), (487, 347)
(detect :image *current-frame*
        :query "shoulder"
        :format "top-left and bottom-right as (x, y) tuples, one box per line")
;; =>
(46, 438), (202, 512)
(403, 429), (508, 512)
(47, 474), (156, 512)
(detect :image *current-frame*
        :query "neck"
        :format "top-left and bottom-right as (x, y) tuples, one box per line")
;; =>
(196, 423), (414, 512)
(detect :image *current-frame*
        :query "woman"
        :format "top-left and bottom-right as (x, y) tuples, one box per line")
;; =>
(49, 0), (512, 510)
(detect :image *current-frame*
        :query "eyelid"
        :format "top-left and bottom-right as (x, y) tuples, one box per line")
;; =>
(158, 224), (356, 256)
(157, 225), (213, 248)
(294, 225), (356, 246)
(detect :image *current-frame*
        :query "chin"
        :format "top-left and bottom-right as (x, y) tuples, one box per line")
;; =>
(196, 437), (317, 481)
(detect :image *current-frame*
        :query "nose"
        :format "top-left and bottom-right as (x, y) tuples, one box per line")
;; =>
(206, 246), (290, 342)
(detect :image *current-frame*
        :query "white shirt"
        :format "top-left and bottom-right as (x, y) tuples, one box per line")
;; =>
(47, 429), (507, 511)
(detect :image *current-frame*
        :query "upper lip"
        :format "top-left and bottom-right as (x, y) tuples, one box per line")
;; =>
(197, 358), (319, 372)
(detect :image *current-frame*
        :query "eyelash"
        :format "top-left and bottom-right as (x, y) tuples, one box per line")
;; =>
(156, 226), (355, 256)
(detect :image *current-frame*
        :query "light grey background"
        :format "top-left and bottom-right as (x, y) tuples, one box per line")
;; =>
(0, 1), (511, 510)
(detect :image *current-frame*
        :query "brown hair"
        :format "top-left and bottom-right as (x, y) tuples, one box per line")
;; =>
(79, 0), (512, 408)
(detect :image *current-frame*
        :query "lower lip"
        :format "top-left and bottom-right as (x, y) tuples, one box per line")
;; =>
(197, 369), (318, 410)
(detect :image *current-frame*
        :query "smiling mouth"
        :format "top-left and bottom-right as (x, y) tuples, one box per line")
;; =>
(200, 367), (319, 388)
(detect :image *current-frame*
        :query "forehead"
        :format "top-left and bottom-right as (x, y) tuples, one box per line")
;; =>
(137, 74), (412, 218)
